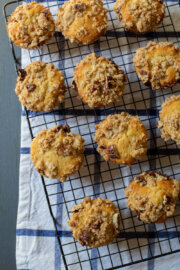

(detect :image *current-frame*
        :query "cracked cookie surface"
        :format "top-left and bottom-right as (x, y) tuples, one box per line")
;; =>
(125, 171), (180, 223)
(113, 0), (165, 33)
(72, 53), (126, 108)
(31, 125), (85, 182)
(133, 41), (180, 90)
(94, 113), (148, 166)
(7, 1), (55, 49)
(158, 95), (180, 145)
(15, 61), (66, 112)
(68, 197), (120, 248)
(56, 0), (108, 44)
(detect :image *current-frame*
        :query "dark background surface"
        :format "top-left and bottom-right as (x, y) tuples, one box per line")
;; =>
(0, 0), (21, 269)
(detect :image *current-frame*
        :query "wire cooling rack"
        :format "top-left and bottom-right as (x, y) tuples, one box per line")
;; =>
(4, 0), (180, 269)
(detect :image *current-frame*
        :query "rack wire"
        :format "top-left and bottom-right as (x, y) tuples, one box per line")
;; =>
(4, 0), (180, 269)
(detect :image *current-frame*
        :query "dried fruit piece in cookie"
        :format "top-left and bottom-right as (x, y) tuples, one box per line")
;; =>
(158, 95), (180, 145)
(133, 41), (180, 90)
(7, 1), (55, 49)
(113, 0), (165, 34)
(56, 0), (108, 44)
(15, 61), (66, 112)
(31, 125), (85, 182)
(94, 112), (148, 166)
(68, 197), (120, 248)
(125, 171), (180, 223)
(72, 53), (126, 108)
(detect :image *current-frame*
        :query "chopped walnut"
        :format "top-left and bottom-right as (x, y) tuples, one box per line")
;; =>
(18, 69), (27, 81)
(74, 3), (87, 11)
(26, 84), (36, 92)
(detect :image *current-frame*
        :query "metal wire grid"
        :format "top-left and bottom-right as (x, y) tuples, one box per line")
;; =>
(4, 0), (180, 269)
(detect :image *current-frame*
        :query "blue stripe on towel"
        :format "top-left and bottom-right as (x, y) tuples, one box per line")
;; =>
(147, 79), (157, 270)
(53, 38), (67, 268)
(21, 108), (158, 117)
(90, 41), (102, 270)
(16, 228), (180, 238)
(20, 147), (98, 154)
(20, 147), (180, 156)
(16, 229), (72, 237)
(20, 147), (30, 154)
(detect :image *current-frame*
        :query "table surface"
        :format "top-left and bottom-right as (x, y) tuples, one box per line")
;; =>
(0, 0), (21, 269)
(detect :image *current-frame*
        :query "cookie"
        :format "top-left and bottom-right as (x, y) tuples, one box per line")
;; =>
(133, 41), (180, 90)
(113, 0), (165, 33)
(72, 53), (126, 108)
(125, 171), (180, 223)
(94, 113), (148, 166)
(68, 197), (120, 248)
(158, 95), (180, 145)
(31, 125), (85, 182)
(7, 1), (55, 49)
(56, 0), (108, 44)
(15, 61), (66, 112)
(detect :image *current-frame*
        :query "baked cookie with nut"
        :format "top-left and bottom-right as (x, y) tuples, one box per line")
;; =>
(94, 113), (148, 166)
(7, 1), (55, 49)
(125, 171), (180, 223)
(158, 95), (180, 145)
(56, 0), (108, 44)
(68, 197), (120, 248)
(113, 0), (165, 33)
(31, 125), (85, 182)
(72, 53), (126, 108)
(15, 61), (66, 112)
(133, 41), (180, 90)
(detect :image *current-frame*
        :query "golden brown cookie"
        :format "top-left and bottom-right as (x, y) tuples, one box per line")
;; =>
(94, 113), (148, 166)
(15, 61), (66, 112)
(31, 125), (85, 182)
(113, 0), (165, 33)
(133, 41), (180, 90)
(68, 197), (120, 248)
(158, 95), (180, 145)
(72, 53), (126, 108)
(55, 0), (108, 44)
(125, 171), (180, 223)
(7, 1), (55, 49)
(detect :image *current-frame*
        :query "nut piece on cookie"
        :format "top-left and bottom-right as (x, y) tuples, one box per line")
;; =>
(15, 61), (66, 112)
(94, 113), (148, 166)
(125, 171), (180, 223)
(113, 0), (165, 34)
(158, 95), (180, 145)
(133, 41), (180, 90)
(7, 1), (55, 49)
(72, 53), (126, 108)
(68, 197), (120, 248)
(31, 125), (85, 182)
(55, 0), (108, 44)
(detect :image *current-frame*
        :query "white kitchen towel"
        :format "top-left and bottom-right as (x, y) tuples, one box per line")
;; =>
(15, 0), (180, 269)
